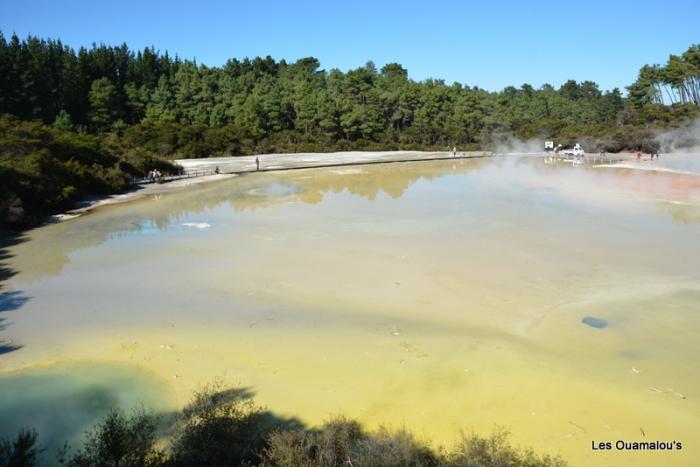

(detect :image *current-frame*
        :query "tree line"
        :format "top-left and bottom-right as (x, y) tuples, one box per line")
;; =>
(627, 45), (700, 106)
(0, 31), (630, 147)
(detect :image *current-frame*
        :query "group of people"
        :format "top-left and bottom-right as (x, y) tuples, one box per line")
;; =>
(451, 146), (468, 157)
(635, 150), (661, 160)
(147, 169), (162, 182)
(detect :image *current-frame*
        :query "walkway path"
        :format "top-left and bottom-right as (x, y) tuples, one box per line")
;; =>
(174, 150), (492, 175)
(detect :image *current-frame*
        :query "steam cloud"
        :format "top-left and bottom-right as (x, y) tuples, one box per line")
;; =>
(490, 135), (546, 154)
(654, 118), (700, 153)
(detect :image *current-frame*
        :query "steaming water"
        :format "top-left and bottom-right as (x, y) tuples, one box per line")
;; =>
(655, 153), (700, 173)
(2, 155), (700, 465)
(596, 153), (700, 176)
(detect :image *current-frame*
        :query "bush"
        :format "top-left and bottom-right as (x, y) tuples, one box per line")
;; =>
(262, 417), (364, 467)
(169, 383), (268, 466)
(262, 417), (439, 467)
(263, 420), (566, 467)
(355, 427), (439, 467)
(59, 408), (165, 467)
(0, 428), (40, 467)
(0, 115), (180, 227)
(446, 428), (566, 467)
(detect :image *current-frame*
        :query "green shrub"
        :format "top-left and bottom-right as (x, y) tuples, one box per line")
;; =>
(355, 427), (439, 467)
(169, 383), (267, 466)
(0, 115), (180, 227)
(0, 428), (40, 467)
(262, 416), (365, 467)
(446, 428), (566, 467)
(262, 417), (439, 467)
(59, 408), (165, 467)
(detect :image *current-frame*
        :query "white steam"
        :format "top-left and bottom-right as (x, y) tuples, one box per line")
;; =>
(654, 118), (700, 153)
(491, 136), (546, 154)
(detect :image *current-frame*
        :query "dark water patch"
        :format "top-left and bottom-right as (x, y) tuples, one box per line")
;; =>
(0, 291), (28, 356)
(0, 290), (30, 312)
(582, 316), (608, 329)
(0, 341), (22, 355)
(0, 362), (174, 466)
(0, 229), (26, 289)
(0, 264), (15, 286)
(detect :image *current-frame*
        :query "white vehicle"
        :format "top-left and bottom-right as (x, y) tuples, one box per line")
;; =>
(561, 143), (585, 158)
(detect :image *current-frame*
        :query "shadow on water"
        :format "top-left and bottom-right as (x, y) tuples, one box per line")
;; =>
(0, 339), (23, 355)
(0, 364), (304, 466)
(0, 229), (26, 287)
(0, 290), (30, 311)
(0, 290), (30, 351)
(0, 229), (29, 356)
(0, 362), (175, 466)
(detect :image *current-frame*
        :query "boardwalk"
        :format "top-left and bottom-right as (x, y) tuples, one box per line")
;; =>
(135, 150), (631, 185)
(173, 150), (491, 176)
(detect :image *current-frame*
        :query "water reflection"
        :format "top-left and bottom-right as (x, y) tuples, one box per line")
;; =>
(7, 159), (486, 283)
(6, 155), (700, 287)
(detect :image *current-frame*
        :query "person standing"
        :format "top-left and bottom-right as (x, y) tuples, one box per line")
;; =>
(256, 156), (260, 171)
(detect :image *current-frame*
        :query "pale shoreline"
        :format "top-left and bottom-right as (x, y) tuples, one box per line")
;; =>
(51, 150), (490, 222)
(49, 150), (657, 223)
(48, 173), (238, 222)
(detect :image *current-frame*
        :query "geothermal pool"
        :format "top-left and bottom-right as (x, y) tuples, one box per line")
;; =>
(1, 155), (699, 465)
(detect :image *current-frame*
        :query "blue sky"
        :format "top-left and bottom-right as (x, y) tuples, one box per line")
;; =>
(2, 0), (698, 92)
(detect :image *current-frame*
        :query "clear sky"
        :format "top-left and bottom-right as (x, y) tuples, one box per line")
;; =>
(2, 0), (698, 92)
